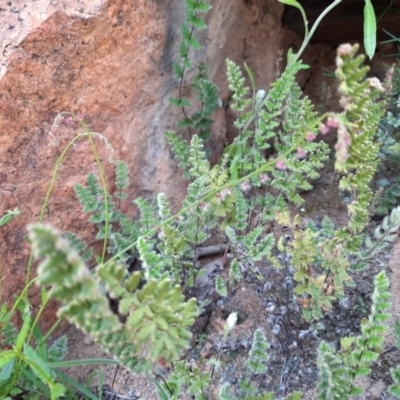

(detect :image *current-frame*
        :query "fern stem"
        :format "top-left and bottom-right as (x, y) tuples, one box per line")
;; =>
(290, 0), (342, 65)
(178, 3), (201, 140)
(26, 113), (110, 284)
(0, 277), (38, 338)
(26, 290), (50, 345)
(38, 317), (63, 345)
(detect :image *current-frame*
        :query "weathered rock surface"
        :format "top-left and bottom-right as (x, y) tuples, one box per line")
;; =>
(0, 0), (286, 324)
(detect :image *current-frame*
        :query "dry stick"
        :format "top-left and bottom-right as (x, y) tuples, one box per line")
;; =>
(247, 183), (261, 234)
(280, 230), (292, 310)
(283, 356), (300, 394)
(279, 352), (289, 392)
(152, 372), (174, 396)
(195, 244), (227, 258)
(102, 388), (133, 400)
(381, 345), (398, 355)
(111, 365), (120, 390)
(190, 244), (227, 297)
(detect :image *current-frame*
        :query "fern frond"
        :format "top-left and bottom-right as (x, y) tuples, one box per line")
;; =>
(157, 193), (171, 221)
(115, 160), (129, 199)
(359, 205), (400, 261)
(317, 341), (351, 400)
(64, 232), (93, 263)
(74, 180), (98, 213)
(137, 236), (166, 280)
(47, 335), (68, 362)
(226, 59), (251, 114)
(389, 365), (400, 398)
(342, 271), (391, 396)
(247, 328), (269, 374)
(134, 197), (158, 234)
(29, 224), (198, 372)
(215, 275), (227, 297)
(334, 43), (385, 232)
(188, 135), (211, 179)
(229, 258), (242, 285)
(165, 130), (191, 176)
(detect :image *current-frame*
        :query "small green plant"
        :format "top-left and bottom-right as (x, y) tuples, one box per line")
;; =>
(0, 208), (20, 228)
(318, 270), (390, 399)
(0, 117), (129, 399)
(0, 296), (68, 399)
(381, 29), (400, 58)
(220, 327), (271, 399)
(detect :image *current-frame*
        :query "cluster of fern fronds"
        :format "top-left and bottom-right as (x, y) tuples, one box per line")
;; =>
(25, 1), (400, 399)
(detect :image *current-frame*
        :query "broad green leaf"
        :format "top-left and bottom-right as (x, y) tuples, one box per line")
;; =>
(50, 382), (66, 398)
(364, 0), (376, 59)
(54, 369), (100, 400)
(0, 358), (16, 383)
(0, 208), (20, 227)
(23, 343), (53, 384)
(278, 0), (302, 7)
(15, 311), (31, 351)
(41, 286), (49, 305)
(19, 366), (50, 396)
(42, 358), (120, 368)
(147, 374), (170, 400)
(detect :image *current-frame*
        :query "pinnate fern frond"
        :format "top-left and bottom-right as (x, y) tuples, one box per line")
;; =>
(317, 341), (351, 400)
(362, 205), (400, 258)
(74, 174), (99, 213)
(171, 1), (216, 142)
(29, 224), (198, 373)
(226, 59), (251, 114)
(215, 275), (228, 297)
(47, 335), (68, 362)
(137, 236), (165, 280)
(64, 231), (93, 263)
(188, 134), (211, 179)
(134, 197), (158, 234)
(334, 43), (385, 232)
(317, 271), (391, 399)
(165, 130), (191, 176)
(389, 365), (400, 398)
(193, 76), (219, 140)
(115, 160), (129, 199)
(247, 328), (269, 374)
(351, 270), (390, 371)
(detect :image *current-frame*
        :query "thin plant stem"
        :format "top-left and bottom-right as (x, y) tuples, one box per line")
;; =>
(26, 112), (111, 284)
(290, 0), (343, 65)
